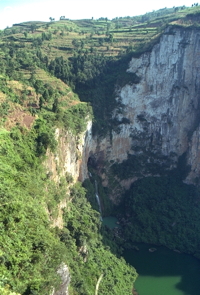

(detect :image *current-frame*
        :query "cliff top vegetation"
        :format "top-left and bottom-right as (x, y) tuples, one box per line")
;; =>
(1, 5), (200, 134)
(2, 5), (200, 60)
(1, 6), (200, 295)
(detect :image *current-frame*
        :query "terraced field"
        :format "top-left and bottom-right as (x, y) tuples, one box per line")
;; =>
(1, 5), (200, 62)
(0, 4), (200, 133)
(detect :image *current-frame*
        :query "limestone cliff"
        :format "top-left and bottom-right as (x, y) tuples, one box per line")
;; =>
(45, 122), (91, 295)
(44, 121), (92, 228)
(83, 26), (200, 195)
(45, 26), (200, 294)
(51, 264), (70, 295)
(45, 124), (91, 183)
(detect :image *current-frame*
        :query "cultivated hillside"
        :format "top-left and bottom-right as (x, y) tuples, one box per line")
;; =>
(1, 5), (200, 295)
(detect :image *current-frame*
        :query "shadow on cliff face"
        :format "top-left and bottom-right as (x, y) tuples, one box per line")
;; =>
(177, 152), (191, 180)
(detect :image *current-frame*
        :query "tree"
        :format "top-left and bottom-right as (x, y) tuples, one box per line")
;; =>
(81, 40), (85, 49)
(39, 96), (44, 110)
(34, 80), (44, 94)
(43, 89), (50, 102)
(29, 72), (36, 85)
(52, 97), (59, 112)
(72, 39), (79, 48)
(30, 24), (36, 33)
(109, 33), (114, 43)
(99, 38), (104, 46)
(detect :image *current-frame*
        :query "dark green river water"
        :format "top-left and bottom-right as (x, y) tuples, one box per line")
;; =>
(103, 217), (200, 295)
(124, 244), (200, 295)
(102, 216), (118, 229)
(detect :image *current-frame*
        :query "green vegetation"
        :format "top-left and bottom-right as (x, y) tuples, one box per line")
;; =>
(83, 175), (114, 216)
(0, 126), (66, 294)
(0, 9), (142, 293)
(0, 5), (200, 134)
(61, 183), (137, 295)
(121, 172), (200, 258)
(1, 5), (200, 294)
(111, 153), (200, 257)
(0, 123), (137, 295)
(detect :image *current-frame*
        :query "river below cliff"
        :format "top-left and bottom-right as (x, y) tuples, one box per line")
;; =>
(123, 243), (200, 295)
(102, 216), (118, 229)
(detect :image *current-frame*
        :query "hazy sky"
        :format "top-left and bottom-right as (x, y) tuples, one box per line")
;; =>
(0, 0), (195, 29)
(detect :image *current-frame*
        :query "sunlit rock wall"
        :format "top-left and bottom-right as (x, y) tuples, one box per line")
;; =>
(45, 27), (200, 203)
(44, 121), (92, 228)
(85, 27), (200, 189)
(51, 264), (70, 295)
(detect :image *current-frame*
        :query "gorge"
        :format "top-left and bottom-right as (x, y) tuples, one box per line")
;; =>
(51, 23), (200, 294)
(82, 25), (200, 194)
(1, 6), (200, 295)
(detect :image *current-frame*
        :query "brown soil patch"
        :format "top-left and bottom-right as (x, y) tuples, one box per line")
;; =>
(0, 92), (6, 102)
(5, 109), (35, 130)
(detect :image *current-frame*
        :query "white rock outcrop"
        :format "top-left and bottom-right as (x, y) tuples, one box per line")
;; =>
(51, 264), (70, 295)
(83, 27), (200, 186)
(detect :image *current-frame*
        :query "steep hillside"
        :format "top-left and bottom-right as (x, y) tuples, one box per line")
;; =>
(1, 5), (200, 295)
(0, 75), (137, 295)
(0, 19), (137, 295)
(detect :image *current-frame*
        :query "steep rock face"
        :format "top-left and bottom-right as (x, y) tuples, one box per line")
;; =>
(44, 123), (91, 295)
(44, 121), (92, 228)
(45, 127), (88, 183)
(124, 27), (200, 158)
(43, 27), (200, 207)
(85, 27), (200, 190)
(186, 125), (200, 184)
(52, 264), (71, 295)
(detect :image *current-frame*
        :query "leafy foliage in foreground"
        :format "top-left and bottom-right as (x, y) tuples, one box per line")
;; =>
(61, 183), (137, 295)
(2, 6), (200, 294)
(0, 126), (137, 295)
(0, 127), (66, 294)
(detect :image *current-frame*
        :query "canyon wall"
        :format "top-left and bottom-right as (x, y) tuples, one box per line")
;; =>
(44, 121), (92, 230)
(45, 123), (92, 184)
(48, 26), (200, 293)
(45, 123), (92, 295)
(83, 26), (200, 192)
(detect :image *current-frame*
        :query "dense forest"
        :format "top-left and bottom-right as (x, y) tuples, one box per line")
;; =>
(1, 4), (200, 295)
(0, 125), (137, 295)
(121, 173), (200, 257)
